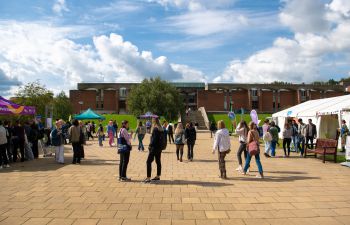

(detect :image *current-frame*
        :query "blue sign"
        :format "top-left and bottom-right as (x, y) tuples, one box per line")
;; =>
(228, 112), (236, 120)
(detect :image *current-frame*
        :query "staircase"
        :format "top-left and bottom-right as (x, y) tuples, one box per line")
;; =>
(182, 110), (208, 130)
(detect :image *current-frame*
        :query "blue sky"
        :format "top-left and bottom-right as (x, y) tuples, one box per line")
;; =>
(0, 0), (349, 96)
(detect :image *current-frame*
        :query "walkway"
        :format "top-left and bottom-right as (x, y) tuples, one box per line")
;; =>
(0, 133), (349, 225)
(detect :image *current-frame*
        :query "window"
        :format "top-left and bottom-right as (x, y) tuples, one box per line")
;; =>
(120, 88), (127, 98)
(251, 89), (258, 97)
(252, 101), (259, 109)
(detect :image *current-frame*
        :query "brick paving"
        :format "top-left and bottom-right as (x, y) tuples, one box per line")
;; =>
(1, 133), (350, 225)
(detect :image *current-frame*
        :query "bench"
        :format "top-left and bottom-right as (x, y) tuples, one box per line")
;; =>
(305, 138), (338, 163)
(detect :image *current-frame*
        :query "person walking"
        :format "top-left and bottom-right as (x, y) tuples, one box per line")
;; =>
(297, 118), (307, 157)
(143, 118), (164, 183)
(113, 120), (118, 138)
(174, 122), (185, 162)
(269, 121), (279, 157)
(282, 122), (293, 157)
(107, 120), (116, 147)
(212, 120), (231, 179)
(135, 121), (146, 151)
(167, 123), (174, 144)
(305, 119), (317, 150)
(3, 121), (12, 163)
(340, 120), (349, 152)
(69, 119), (81, 164)
(185, 122), (196, 161)
(235, 121), (248, 172)
(262, 119), (272, 157)
(0, 120), (10, 169)
(12, 120), (25, 162)
(242, 122), (264, 179)
(118, 120), (133, 181)
(291, 120), (299, 152)
(97, 124), (104, 147)
(51, 120), (65, 164)
(210, 121), (217, 138)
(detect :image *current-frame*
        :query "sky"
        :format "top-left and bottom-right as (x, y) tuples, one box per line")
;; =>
(0, 0), (350, 97)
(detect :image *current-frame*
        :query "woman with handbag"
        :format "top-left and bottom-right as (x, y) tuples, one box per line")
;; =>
(243, 122), (264, 179)
(212, 120), (231, 179)
(235, 120), (248, 173)
(174, 123), (185, 162)
(118, 120), (133, 181)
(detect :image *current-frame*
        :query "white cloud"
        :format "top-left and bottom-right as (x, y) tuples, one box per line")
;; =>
(149, 0), (236, 11)
(214, 0), (350, 83)
(0, 68), (21, 96)
(0, 21), (206, 96)
(53, 0), (69, 15)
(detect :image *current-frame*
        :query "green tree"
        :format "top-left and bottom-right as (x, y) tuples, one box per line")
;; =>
(127, 77), (183, 121)
(15, 81), (54, 117)
(53, 91), (73, 121)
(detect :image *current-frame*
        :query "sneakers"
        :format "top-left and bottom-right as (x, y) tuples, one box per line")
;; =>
(120, 177), (131, 182)
(4, 164), (10, 168)
(142, 178), (151, 183)
(264, 153), (271, 158)
(256, 173), (264, 179)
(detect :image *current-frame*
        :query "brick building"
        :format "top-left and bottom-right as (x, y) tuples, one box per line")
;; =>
(70, 82), (346, 114)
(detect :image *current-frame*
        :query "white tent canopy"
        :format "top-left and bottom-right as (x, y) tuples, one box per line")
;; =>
(272, 94), (350, 140)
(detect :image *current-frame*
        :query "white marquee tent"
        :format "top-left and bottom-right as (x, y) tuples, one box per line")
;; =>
(272, 94), (350, 142)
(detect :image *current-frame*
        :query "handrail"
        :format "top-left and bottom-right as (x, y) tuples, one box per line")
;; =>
(198, 107), (210, 129)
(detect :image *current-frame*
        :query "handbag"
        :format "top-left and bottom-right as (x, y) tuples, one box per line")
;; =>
(248, 132), (259, 156)
(117, 129), (131, 154)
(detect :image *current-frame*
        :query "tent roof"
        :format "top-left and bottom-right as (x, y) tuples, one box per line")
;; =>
(0, 96), (36, 115)
(272, 95), (350, 118)
(74, 108), (105, 120)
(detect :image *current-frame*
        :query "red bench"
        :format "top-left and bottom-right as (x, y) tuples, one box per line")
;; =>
(305, 138), (338, 163)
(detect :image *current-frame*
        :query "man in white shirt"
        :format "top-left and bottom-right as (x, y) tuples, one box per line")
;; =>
(0, 120), (10, 169)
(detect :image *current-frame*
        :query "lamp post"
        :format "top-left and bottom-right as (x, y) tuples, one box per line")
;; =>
(78, 101), (84, 113)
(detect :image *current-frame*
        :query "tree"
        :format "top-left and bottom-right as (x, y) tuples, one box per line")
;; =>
(53, 91), (73, 121)
(15, 81), (54, 117)
(127, 77), (184, 121)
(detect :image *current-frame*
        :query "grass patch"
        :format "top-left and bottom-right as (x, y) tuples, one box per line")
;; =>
(207, 113), (272, 131)
(89, 114), (138, 131)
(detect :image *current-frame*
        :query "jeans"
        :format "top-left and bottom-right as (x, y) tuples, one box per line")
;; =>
(147, 150), (162, 178)
(291, 136), (298, 152)
(264, 141), (271, 155)
(270, 140), (277, 156)
(305, 136), (314, 149)
(0, 144), (9, 165)
(176, 144), (184, 160)
(297, 136), (305, 155)
(237, 142), (247, 165)
(13, 139), (25, 162)
(119, 151), (130, 178)
(187, 141), (195, 160)
(138, 134), (145, 150)
(98, 135), (103, 146)
(244, 152), (263, 173)
(72, 142), (81, 163)
(283, 138), (291, 156)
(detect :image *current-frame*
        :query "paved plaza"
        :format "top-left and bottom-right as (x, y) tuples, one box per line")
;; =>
(0, 133), (350, 225)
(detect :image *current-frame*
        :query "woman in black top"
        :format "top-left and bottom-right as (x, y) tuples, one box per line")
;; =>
(143, 118), (163, 183)
(185, 122), (196, 161)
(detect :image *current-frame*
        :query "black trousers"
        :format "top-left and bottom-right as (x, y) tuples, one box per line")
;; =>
(13, 139), (25, 162)
(176, 144), (184, 160)
(283, 138), (291, 156)
(187, 141), (195, 160)
(31, 140), (39, 158)
(72, 142), (81, 163)
(0, 144), (8, 165)
(305, 136), (314, 149)
(168, 133), (174, 143)
(119, 151), (130, 178)
(147, 150), (162, 178)
(237, 142), (247, 165)
(6, 141), (12, 162)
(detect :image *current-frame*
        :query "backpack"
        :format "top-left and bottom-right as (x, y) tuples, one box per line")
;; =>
(159, 130), (167, 150)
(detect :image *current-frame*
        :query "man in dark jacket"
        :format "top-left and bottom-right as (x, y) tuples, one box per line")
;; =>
(12, 120), (25, 162)
(305, 119), (317, 149)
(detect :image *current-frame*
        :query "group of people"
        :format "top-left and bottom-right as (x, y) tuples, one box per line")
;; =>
(0, 119), (50, 169)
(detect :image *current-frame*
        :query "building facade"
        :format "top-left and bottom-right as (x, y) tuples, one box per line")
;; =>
(70, 82), (346, 114)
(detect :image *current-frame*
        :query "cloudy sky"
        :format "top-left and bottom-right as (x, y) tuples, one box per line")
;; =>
(0, 0), (350, 96)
